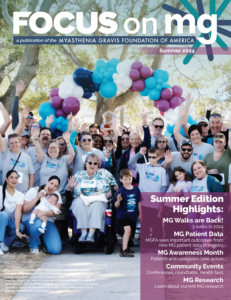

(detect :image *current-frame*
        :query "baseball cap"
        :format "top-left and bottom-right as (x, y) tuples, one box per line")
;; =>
(213, 133), (226, 143)
(197, 117), (209, 125)
(180, 138), (193, 148)
(21, 129), (30, 137)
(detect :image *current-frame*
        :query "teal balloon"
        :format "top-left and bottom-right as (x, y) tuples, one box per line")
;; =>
(157, 78), (163, 84)
(39, 119), (46, 128)
(156, 84), (162, 91)
(102, 78), (108, 83)
(140, 88), (149, 96)
(62, 124), (68, 132)
(145, 77), (156, 89)
(167, 124), (174, 134)
(96, 59), (107, 70)
(149, 89), (161, 101)
(154, 69), (169, 82)
(56, 116), (64, 125)
(100, 82), (117, 98)
(100, 68), (106, 73)
(104, 72), (110, 78)
(162, 82), (171, 88)
(92, 71), (102, 84)
(38, 102), (56, 120)
(107, 58), (120, 69)
(57, 124), (62, 131)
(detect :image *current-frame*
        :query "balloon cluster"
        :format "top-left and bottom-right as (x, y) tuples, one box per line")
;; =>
(92, 58), (120, 98)
(112, 59), (133, 92)
(129, 61), (153, 92)
(73, 68), (100, 99)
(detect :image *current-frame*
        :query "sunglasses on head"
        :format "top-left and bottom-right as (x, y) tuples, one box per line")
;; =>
(153, 125), (164, 129)
(158, 140), (166, 143)
(104, 140), (113, 144)
(148, 155), (158, 159)
(81, 138), (92, 142)
(31, 125), (40, 129)
(199, 123), (208, 128)
(87, 161), (98, 166)
(27, 116), (33, 119)
(121, 137), (129, 141)
(181, 148), (192, 152)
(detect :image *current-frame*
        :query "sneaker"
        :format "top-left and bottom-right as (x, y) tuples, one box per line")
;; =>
(120, 247), (134, 254)
(0, 248), (4, 255)
(38, 227), (45, 234)
(30, 248), (39, 254)
(29, 220), (34, 224)
(12, 240), (27, 248)
(120, 249), (134, 257)
(86, 232), (95, 243)
(78, 232), (88, 243)
(0, 242), (9, 252)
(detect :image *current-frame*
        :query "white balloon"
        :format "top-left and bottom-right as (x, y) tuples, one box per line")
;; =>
(112, 73), (119, 80)
(116, 79), (122, 85)
(63, 74), (73, 83)
(122, 77), (132, 89)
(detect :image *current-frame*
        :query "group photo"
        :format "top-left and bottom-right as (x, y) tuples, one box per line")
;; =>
(1, 0), (231, 299)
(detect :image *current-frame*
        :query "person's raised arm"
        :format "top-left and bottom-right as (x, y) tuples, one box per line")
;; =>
(63, 131), (75, 165)
(67, 113), (73, 133)
(115, 126), (123, 159)
(228, 114), (231, 149)
(14, 106), (30, 136)
(112, 106), (123, 143)
(141, 111), (151, 149)
(22, 190), (46, 214)
(12, 81), (26, 130)
(0, 102), (10, 135)
(206, 104), (217, 121)
(128, 147), (146, 171)
(174, 104), (185, 146)
(30, 127), (44, 163)
(45, 114), (55, 129)
(0, 132), (6, 154)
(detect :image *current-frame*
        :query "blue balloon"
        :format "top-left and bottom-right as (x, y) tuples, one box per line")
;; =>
(39, 119), (46, 128)
(154, 69), (169, 82)
(156, 84), (162, 91)
(140, 88), (149, 97)
(187, 115), (195, 124)
(62, 124), (68, 133)
(57, 124), (62, 131)
(38, 102), (56, 120)
(162, 82), (171, 89)
(107, 58), (120, 69)
(56, 116), (64, 125)
(145, 77), (156, 89)
(96, 59), (107, 70)
(95, 83), (100, 92)
(73, 68), (92, 88)
(167, 124), (174, 134)
(83, 90), (92, 98)
(100, 82), (117, 98)
(149, 89), (161, 101)
(157, 78), (163, 84)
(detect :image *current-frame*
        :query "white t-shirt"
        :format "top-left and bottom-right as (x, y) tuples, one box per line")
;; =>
(22, 187), (62, 223)
(0, 186), (24, 220)
(191, 176), (208, 193)
(192, 143), (214, 160)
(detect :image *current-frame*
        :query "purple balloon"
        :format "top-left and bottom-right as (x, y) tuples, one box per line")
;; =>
(140, 66), (153, 79)
(172, 85), (183, 97)
(157, 100), (170, 112)
(132, 80), (145, 92)
(129, 69), (140, 81)
(131, 61), (143, 70)
(56, 108), (67, 118)
(180, 97), (185, 103)
(49, 87), (59, 98)
(49, 96), (63, 109)
(129, 86), (135, 91)
(161, 88), (173, 100)
(62, 97), (80, 116)
(153, 98), (164, 108)
(170, 96), (181, 109)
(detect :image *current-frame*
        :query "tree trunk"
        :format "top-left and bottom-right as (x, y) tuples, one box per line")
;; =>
(0, 51), (23, 85)
(0, 45), (40, 113)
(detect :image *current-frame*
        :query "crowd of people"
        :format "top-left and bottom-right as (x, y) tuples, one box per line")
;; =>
(0, 82), (230, 258)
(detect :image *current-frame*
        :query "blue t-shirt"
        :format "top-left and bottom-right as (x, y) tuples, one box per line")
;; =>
(115, 186), (140, 221)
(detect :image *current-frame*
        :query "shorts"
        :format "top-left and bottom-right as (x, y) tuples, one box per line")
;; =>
(118, 218), (136, 236)
(55, 194), (67, 221)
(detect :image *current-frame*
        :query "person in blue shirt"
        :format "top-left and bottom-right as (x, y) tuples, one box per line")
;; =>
(114, 169), (140, 258)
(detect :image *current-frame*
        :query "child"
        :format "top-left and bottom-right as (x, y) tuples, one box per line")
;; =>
(167, 166), (192, 193)
(115, 169), (140, 257)
(165, 167), (192, 240)
(128, 147), (167, 248)
(29, 191), (61, 234)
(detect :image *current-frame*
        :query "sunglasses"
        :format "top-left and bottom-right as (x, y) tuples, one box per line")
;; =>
(121, 137), (129, 141)
(199, 123), (208, 128)
(87, 161), (98, 166)
(181, 148), (192, 152)
(60, 143), (65, 146)
(153, 125), (164, 129)
(158, 140), (166, 143)
(31, 125), (40, 129)
(27, 116), (33, 119)
(148, 156), (158, 159)
(81, 139), (92, 142)
(104, 140), (113, 144)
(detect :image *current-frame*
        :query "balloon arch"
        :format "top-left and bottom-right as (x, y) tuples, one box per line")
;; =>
(38, 58), (196, 135)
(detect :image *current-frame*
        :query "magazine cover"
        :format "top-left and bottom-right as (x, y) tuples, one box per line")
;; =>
(0, 1), (231, 299)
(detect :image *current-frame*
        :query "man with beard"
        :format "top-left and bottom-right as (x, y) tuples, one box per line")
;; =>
(27, 127), (52, 186)
(163, 139), (197, 178)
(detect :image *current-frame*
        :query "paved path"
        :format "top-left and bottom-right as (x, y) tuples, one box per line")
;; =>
(12, 244), (165, 300)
